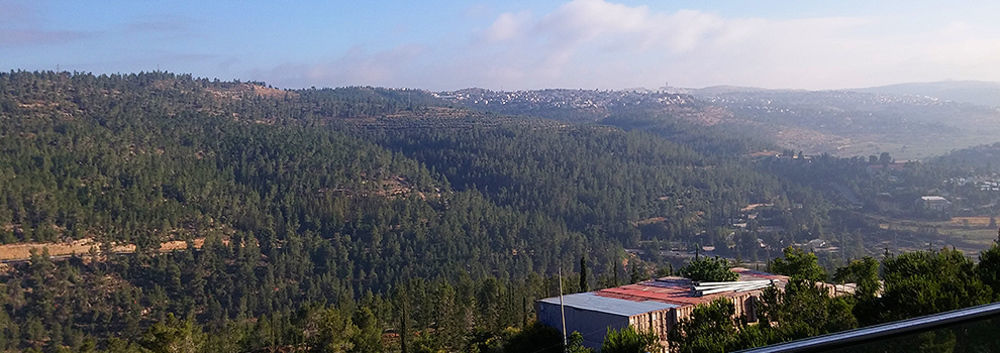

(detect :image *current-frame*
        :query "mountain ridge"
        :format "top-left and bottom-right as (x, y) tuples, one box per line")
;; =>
(852, 80), (1000, 107)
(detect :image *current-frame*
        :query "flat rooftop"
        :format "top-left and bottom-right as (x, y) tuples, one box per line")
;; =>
(539, 267), (789, 314)
(594, 267), (788, 307)
(538, 292), (679, 317)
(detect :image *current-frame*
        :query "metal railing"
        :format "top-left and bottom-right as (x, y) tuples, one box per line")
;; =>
(736, 301), (1000, 352)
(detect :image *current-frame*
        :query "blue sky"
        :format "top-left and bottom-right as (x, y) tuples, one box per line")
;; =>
(3, 0), (999, 90)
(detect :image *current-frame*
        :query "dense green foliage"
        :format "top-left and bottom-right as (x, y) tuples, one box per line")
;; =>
(978, 240), (1000, 292)
(0, 71), (611, 352)
(756, 279), (857, 341)
(367, 123), (789, 248)
(1, 71), (999, 353)
(666, 299), (738, 353)
(769, 247), (827, 282)
(932, 142), (1000, 173)
(877, 249), (993, 323)
(671, 244), (1000, 352)
(600, 326), (658, 353)
(832, 256), (882, 324)
(677, 257), (738, 282)
(0, 71), (815, 352)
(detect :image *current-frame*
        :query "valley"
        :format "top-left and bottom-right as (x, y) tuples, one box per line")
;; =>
(1, 71), (999, 353)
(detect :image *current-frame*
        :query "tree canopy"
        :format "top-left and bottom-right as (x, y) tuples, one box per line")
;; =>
(601, 326), (658, 353)
(678, 257), (738, 282)
(770, 247), (827, 282)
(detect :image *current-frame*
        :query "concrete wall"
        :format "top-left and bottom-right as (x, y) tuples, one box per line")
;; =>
(537, 301), (629, 351)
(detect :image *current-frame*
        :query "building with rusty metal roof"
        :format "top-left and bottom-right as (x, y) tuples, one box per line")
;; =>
(536, 267), (789, 351)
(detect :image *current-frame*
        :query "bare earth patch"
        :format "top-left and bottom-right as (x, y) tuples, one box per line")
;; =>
(0, 237), (207, 262)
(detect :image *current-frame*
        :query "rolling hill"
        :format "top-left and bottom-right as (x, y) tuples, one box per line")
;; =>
(854, 80), (1000, 108)
(439, 87), (1000, 160)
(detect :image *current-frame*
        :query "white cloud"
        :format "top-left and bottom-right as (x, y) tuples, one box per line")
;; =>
(484, 11), (531, 42)
(256, 0), (1000, 90)
(257, 44), (427, 89)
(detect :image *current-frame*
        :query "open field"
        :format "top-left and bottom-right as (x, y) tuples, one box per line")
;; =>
(950, 217), (995, 227)
(871, 215), (997, 256)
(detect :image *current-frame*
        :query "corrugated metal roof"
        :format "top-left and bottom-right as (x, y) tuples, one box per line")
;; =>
(539, 292), (678, 317)
(540, 269), (789, 316)
(731, 267), (790, 281)
(597, 283), (769, 306)
(593, 268), (789, 306)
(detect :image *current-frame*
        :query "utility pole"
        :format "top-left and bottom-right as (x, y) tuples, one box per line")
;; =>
(559, 267), (567, 352)
(401, 300), (409, 353)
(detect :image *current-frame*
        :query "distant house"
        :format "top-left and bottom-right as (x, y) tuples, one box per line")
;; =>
(802, 238), (827, 249)
(919, 196), (951, 211)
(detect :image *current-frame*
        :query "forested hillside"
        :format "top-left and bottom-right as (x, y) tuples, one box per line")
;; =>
(436, 88), (766, 156)
(692, 88), (1000, 159)
(369, 126), (794, 245)
(0, 71), (996, 353)
(0, 72), (605, 352)
(440, 87), (1000, 160)
(933, 142), (1000, 173)
(855, 80), (1000, 108)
